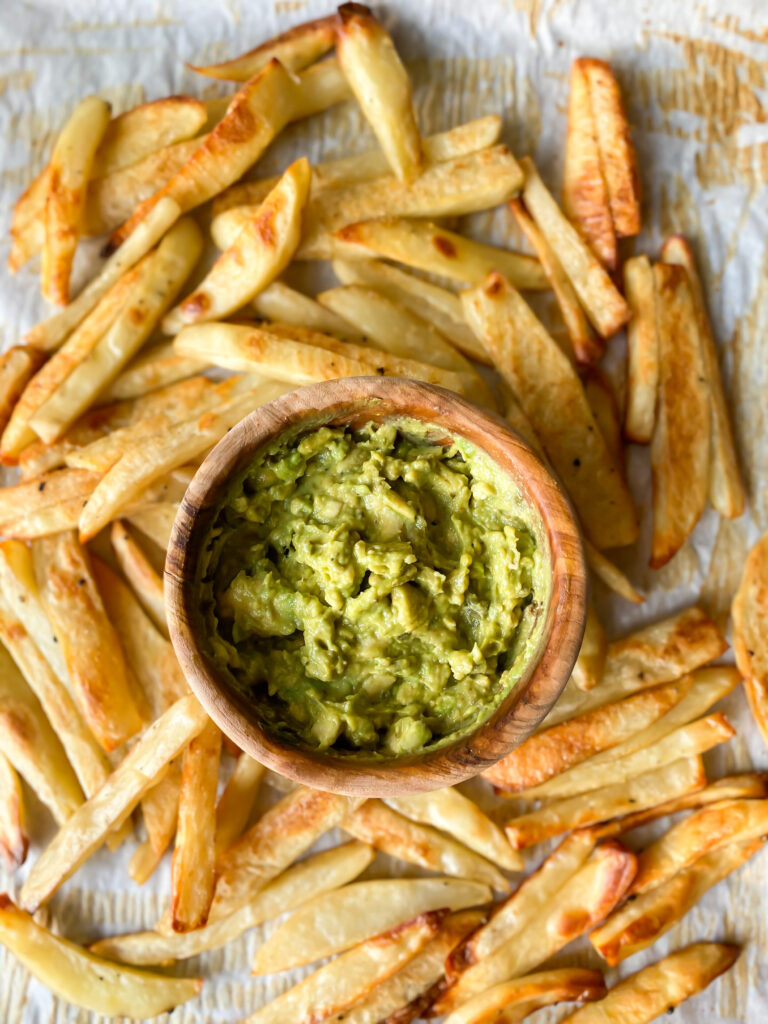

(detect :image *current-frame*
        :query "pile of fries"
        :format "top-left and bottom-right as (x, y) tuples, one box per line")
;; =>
(0, 5), (766, 1023)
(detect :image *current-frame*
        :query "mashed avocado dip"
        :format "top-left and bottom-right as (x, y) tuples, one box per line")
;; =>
(197, 418), (547, 759)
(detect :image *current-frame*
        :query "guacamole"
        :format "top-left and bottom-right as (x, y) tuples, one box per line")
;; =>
(197, 419), (547, 759)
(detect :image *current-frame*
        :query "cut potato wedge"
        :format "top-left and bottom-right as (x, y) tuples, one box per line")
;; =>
(252, 281), (366, 341)
(623, 254), (659, 443)
(583, 538), (644, 603)
(732, 531), (768, 749)
(571, 600), (608, 691)
(215, 754), (265, 857)
(442, 968), (607, 1024)
(0, 753), (27, 870)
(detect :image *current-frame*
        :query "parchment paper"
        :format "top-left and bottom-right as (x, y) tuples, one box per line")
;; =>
(0, 0), (767, 1021)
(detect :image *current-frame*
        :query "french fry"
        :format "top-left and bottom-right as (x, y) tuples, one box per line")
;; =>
(484, 681), (686, 793)
(336, 218), (548, 291)
(629, 797), (768, 896)
(343, 800), (509, 892)
(442, 969), (607, 1024)
(582, 58), (641, 237)
(92, 840), (374, 965)
(210, 786), (361, 921)
(384, 788), (523, 872)
(41, 96), (111, 305)
(134, 765), (181, 876)
(32, 531), (143, 751)
(252, 281), (366, 340)
(78, 378), (291, 541)
(127, 502), (179, 552)
(0, 642), (84, 826)
(0, 347), (46, 439)
(583, 538), (644, 603)
(336, 3), (422, 181)
(318, 285), (472, 372)
(98, 340), (209, 402)
(499, 383), (544, 456)
(571, 600), (607, 691)
(164, 159), (310, 333)
(0, 896), (201, 1016)
(563, 59), (617, 269)
(253, 877), (491, 974)
(582, 365), (623, 474)
(245, 912), (442, 1024)
(520, 157), (631, 337)
(662, 235), (745, 518)
(558, 943), (740, 1023)
(8, 165), (50, 272)
(110, 521), (167, 634)
(433, 841), (636, 1015)
(170, 717), (222, 931)
(188, 14), (337, 80)
(0, 467), (102, 539)
(650, 262), (711, 568)
(591, 838), (765, 965)
(215, 754), (265, 856)
(504, 757), (706, 850)
(732, 532), (768, 748)
(332, 258), (489, 363)
(90, 96), (207, 178)
(0, 751), (27, 871)
(129, 836), (170, 886)
(461, 273), (637, 549)
(623, 254), (659, 443)
(509, 198), (601, 362)
(20, 694), (208, 911)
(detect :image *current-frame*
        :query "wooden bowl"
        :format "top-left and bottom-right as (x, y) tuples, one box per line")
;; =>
(166, 377), (586, 796)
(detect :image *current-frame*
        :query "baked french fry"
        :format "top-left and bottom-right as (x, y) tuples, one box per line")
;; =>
(42, 96), (111, 305)
(343, 800), (509, 892)
(499, 383), (543, 456)
(591, 838), (765, 965)
(98, 340), (208, 402)
(662, 235), (745, 518)
(0, 467), (102, 539)
(504, 757), (705, 850)
(215, 754), (265, 856)
(558, 943), (740, 1023)
(563, 59), (616, 269)
(583, 538), (644, 603)
(91, 95), (207, 178)
(461, 273), (637, 550)
(442, 969), (607, 1024)
(623, 254), (659, 443)
(336, 218), (548, 291)
(8, 165), (50, 272)
(582, 58), (641, 237)
(650, 262), (711, 568)
(0, 896), (201, 1017)
(336, 3), (422, 181)
(582, 365), (623, 475)
(20, 694), (208, 911)
(0, 751), (26, 871)
(509, 198), (601, 362)
(521, 157), (630, 337)
(170, 717), (222, 931)
(110, 521), (167, 635)
(571, 600), (607, 691)
(134, 766), (181, 878)
(127, 502), (178, 552)
(732, 532), (768, 748)
(0, 347), (46, 440)
(252, 281), (366, 340)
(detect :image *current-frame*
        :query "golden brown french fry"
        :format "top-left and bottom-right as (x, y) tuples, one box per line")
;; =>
(461, 273), (637, 550)
(662, 235), (745, 518)
(98, 340), (209, 402)
(503, 757), (705, 850)
(20, 694), (208, 911)
(0, 642), (84, 826)
(732, 532), (768, 748)
(336, 218), (548, 290)
(317, 285), (472, 372)
(252, 281), (366, 340)
(110, 520), (167, 635)
(582, 365), (623, 475)
(582, 58), (641, 237)
(629, 797), (768, 897)
(433, 841), (636, 1015)
(0, 752), (27, 870)
(164, 159), (310, 333)
(591, 838), (765, 965)
(0, 895), (201, 1016)
(498, 382), (543, 456)
(484, 681), (685, 794)
(343, 800), (509, 892)
(521, 157), (631, 337)
(8, 166), (50, 273)
(0, 347), (46, 440)
(583, 538), (644, 603)
(623, 254), (659, 443)
(0, 467), (102, 539)
(127, 503), (178, 552)
(134, 765), (181, 877)
(442, 969), (607, 1024)
(188, 15), (337, 80)
(384, 788), (522, 872)
(33, 531), (143, 752)
(92, 840), (374, 965)
(563, 59), (616, 270)
(336, 3), (422, 181)
(42, 96), (111, 305)
(252, 877), (491, 974)
(571, 600), (607, 691)
(90, 96), (207, 178)
(170, 717), (222, 931)
(650, 262), (711, 568)
(210, 786), (361, 921)
(558, 943), (740, 1023)
(215, 754), (265, 856)
(129, 836), (168, 886)
(509, 198), (601, 362)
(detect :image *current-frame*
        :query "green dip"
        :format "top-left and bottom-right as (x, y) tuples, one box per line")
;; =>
(197, 418), (547, 759)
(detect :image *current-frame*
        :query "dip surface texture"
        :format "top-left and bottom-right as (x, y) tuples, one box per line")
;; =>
(198, 419), (545, 758)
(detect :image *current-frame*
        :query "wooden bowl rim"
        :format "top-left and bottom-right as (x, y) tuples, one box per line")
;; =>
(165, 377), (586, 796)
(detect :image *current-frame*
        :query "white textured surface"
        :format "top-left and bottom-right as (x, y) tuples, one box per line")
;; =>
(0, 0), (767, 1020)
